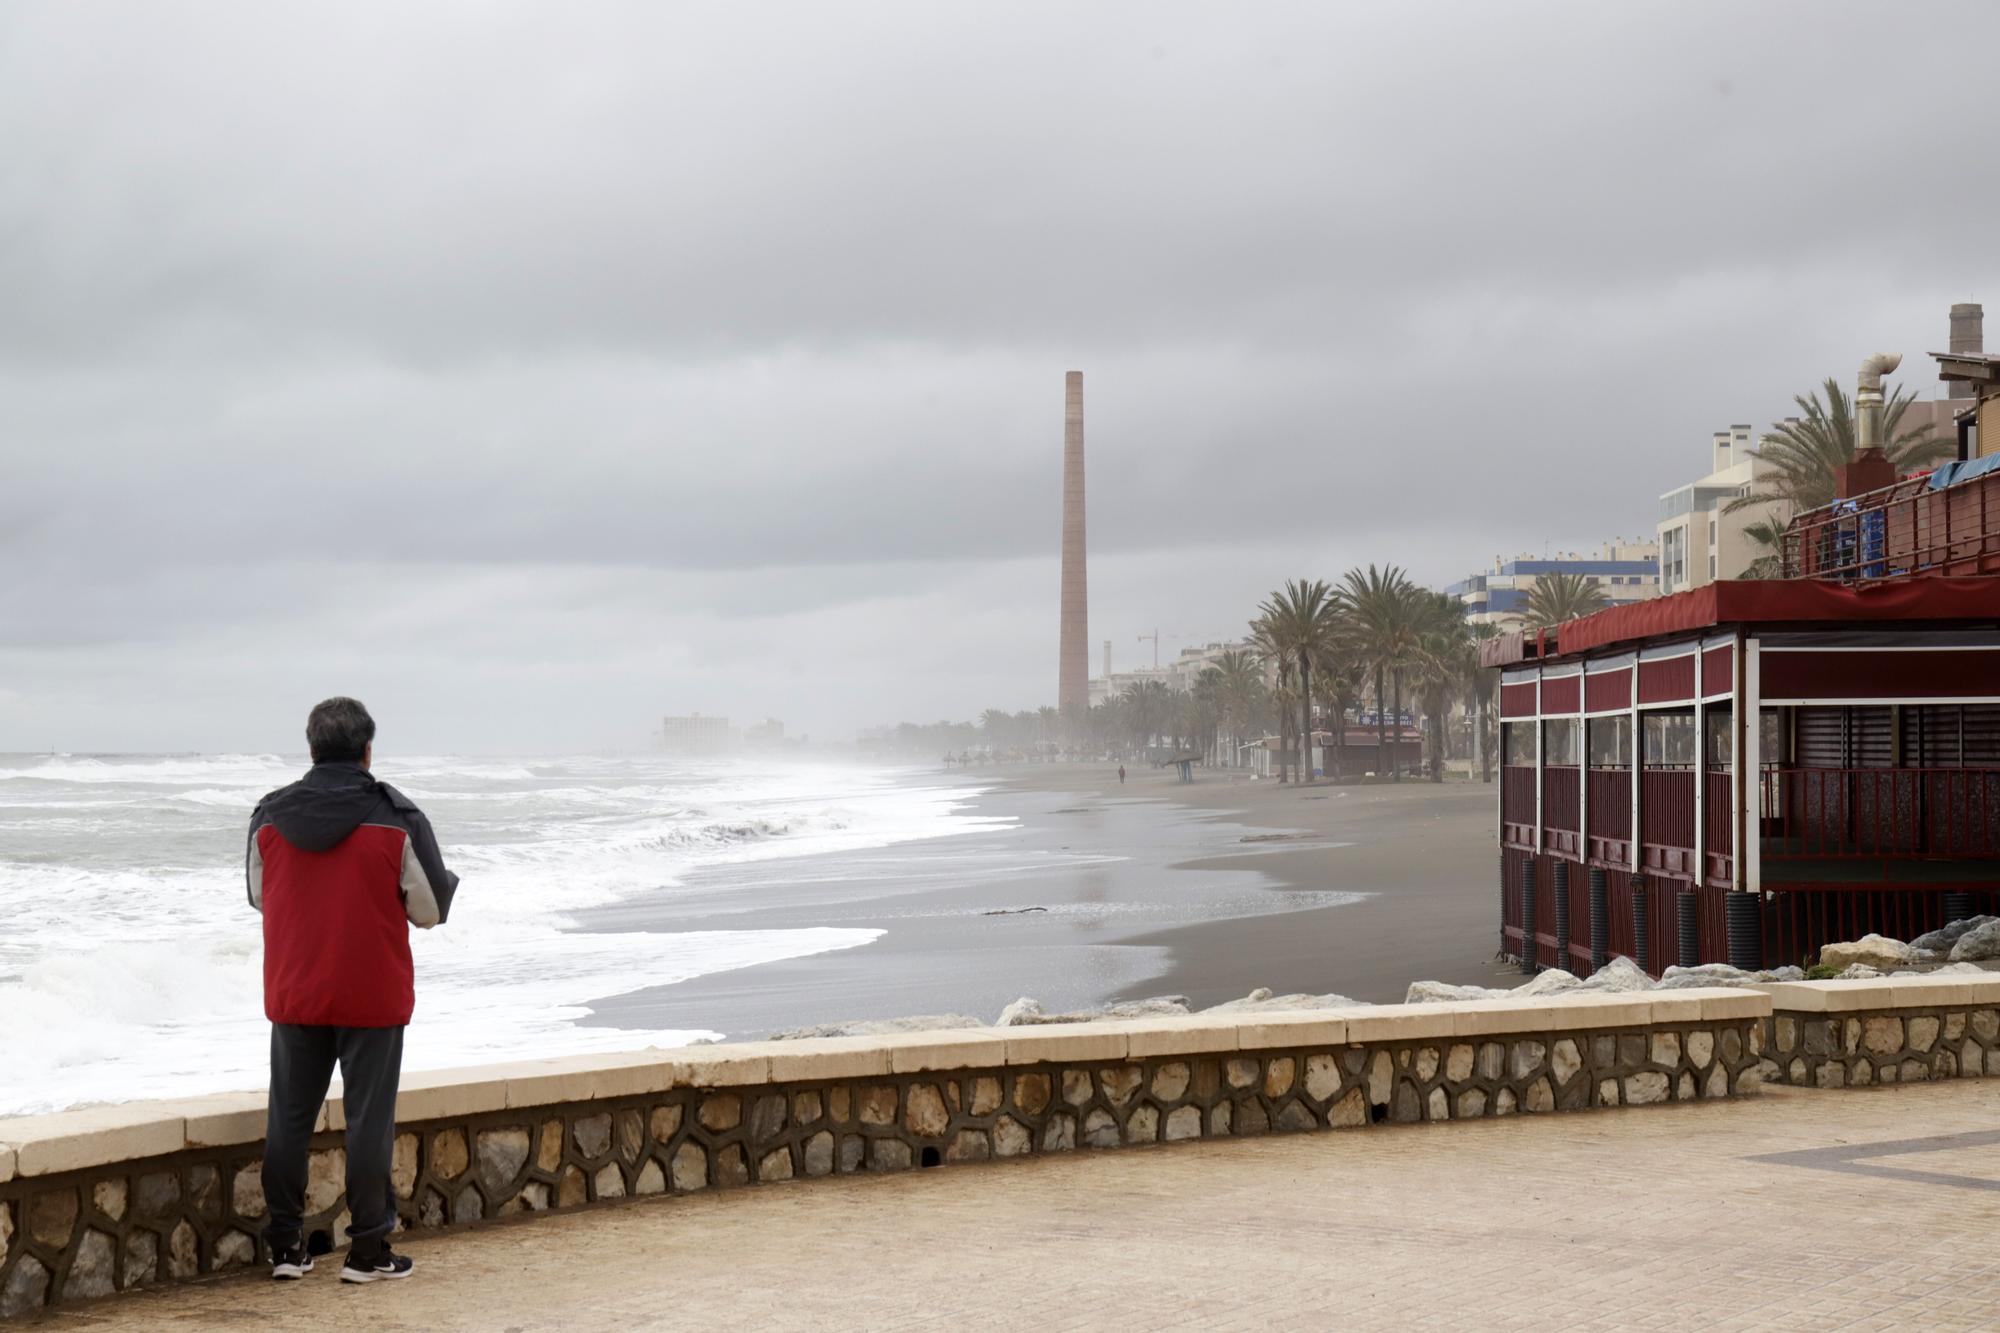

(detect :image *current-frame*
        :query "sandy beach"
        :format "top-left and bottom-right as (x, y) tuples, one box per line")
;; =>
(582, 763), (1515, 1040)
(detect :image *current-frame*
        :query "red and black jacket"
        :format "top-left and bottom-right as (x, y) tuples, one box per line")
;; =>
(245, 761), (460, 1028)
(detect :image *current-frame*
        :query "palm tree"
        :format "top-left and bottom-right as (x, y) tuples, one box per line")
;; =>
(1126, 679), (1171, 758)
(1521, 571), (1608, 628)
(1313, 651), (1365, 779)
(1726, 378), (1951, 571)
(1334, 564), (1423, 782)
(1248, 616), (1295, 780)
(978, 708), (1010, 749)
(1210, 649), (1265, 768)
(1253, 579), (1339, 784)
(1410, 591), (1474, 782)
(1729, 378), (1949, 518)
(1035, 705), (1060, 754)
(1467, 622), (1499, 782)
(1737, 514), (1790, 580)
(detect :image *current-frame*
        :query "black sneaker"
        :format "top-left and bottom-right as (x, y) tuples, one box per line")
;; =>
(340, 1244), (415, 1284)
(270, 1242), (313, 1281)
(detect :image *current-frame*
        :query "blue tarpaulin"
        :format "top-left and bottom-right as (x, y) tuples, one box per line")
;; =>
(1928, 453), (2000, 490)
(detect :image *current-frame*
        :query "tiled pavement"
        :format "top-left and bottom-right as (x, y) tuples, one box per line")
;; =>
(38, 1080), (2000, 1331)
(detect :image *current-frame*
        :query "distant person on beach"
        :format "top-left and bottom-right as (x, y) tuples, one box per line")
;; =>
(246, 697), (460, 1285)
(1118, 765), (1126, 784)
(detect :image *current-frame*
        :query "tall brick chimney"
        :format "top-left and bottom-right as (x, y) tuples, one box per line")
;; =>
(1058, 372), (1089, 731)
(1950, 303), (1985, 399)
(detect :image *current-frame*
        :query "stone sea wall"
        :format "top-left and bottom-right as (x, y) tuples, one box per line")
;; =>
(0, 993), (1765, 1319)
(1755, 974), (2000, 1089)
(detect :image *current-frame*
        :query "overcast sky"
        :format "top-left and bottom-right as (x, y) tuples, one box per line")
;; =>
(5, 1), (1997, 753)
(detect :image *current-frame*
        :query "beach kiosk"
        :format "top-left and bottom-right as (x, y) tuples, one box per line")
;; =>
(1486, 353), (2000, 975)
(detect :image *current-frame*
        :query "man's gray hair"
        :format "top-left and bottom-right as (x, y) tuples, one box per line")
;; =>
(307, 697), (376, 764)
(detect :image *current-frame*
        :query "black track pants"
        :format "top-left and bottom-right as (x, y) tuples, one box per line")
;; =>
(262, 1023), (404, 1252)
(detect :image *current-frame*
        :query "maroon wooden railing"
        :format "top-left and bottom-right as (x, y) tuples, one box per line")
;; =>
(1639, 769), (1696, 879)
(1702, 769), (1733, 887)
(1501, 766), (1536, 849)
(1542, 766), (1580, 857)
(1585, 768), (1630, 867)
(1782, 467), (2000, 581)
(1760, 767), (2000, 860)
(1761, 888), (2000, 972)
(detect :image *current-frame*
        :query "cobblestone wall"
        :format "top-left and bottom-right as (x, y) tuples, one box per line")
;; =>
(0, 1019), (1762, 1318)
(1760, 1006), (2000, 1089)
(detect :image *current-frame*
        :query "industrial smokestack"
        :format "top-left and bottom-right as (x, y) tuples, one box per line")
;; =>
(1103, 639), (1111, 680)
(1950, 303), (1985, 399)
(1058, 373), (1089, 730)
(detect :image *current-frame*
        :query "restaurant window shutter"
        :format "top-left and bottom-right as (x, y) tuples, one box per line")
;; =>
(1964, 705), (2000, 766)
(1795, 707), (1847, 769)
(1902, 706), (1963, 768)
(1849, 706), (1894, 768)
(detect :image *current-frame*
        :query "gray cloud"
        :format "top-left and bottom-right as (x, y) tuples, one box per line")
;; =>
(4, 0), (1998, 747)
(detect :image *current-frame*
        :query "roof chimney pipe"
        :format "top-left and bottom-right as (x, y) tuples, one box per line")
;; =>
(1837, 352), (1902, 498)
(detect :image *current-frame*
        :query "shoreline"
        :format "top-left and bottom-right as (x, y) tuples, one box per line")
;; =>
(993, 765), (1518, 1004)
(580, 761), (1512, 1039)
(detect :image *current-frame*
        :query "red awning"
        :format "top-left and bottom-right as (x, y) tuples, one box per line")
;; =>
(1550, 578), (2000, 659)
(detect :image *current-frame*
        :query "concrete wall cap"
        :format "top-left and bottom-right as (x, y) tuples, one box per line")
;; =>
(1887, 974), (1982, 1008)
(1543, 994), (1654, 1027)
(1000, 1024), (1131, 1066)
(882, 1030), (1013, 1074)
(753, 1036), (896, 1083)
(1332, 1004), (1455, 1042)
(1660, 987), (1771, 1022)
(1753, 980), (1884, 1014)
(502, 1051), (680, 1109)
(0, 1104), (186, 1178)
(670, 1045), (777, 1088)
(1641, 993), (1706, 1024)
(175, 1090), (301, 1148)
(1449, 1001), (1555, 1038)
(1234, 1011), (1349, 1051)
(0, 1144), (14, 1184)
(1122, 1015), (1240, 1059)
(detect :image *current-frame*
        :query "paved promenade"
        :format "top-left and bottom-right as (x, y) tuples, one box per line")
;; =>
(41, 1081), (2000, 1331)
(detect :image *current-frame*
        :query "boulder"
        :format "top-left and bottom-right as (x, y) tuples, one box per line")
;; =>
(1204, 989), (1363, 1012)
(1406, 969), (1581, 1004)
(1406, 980), (1508, 1003)
(770, 1014), (984, 1040)
(1837, 963), (1883, 980)
(1950, 919), (2000, 963)
(1912, 916), (1998, 953)
(1572, 956), (1654, 993)
(993, 996), (1190, 1026)
(1818, 934), (1914, 972)
(1516, 968), (1584, 997)
(1655, 963), (1804, 989)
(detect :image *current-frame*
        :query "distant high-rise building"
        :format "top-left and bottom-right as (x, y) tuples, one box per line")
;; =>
(1058, 371), (1089, 729)
(1445, 540), (1661, 628)
(658, 713), (731, 753)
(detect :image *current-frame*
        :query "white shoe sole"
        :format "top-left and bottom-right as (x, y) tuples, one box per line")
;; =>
(271, 1261), (312, 1280)
(340, 1265), (414, 1284)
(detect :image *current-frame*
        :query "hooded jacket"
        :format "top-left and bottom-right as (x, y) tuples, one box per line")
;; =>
(246, 761), (460, 1027)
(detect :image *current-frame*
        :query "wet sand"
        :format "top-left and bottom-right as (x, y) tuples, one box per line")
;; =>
(580, 764), (1513, 1040)
(1021, 766), (1520, 1004)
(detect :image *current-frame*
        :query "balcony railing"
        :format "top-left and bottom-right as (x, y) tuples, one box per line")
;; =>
(1782, 464), (2000, 581)
(1759, 767), (2000, 861)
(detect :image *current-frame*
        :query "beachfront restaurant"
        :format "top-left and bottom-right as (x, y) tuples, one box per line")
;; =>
(1487, 578), (2000, 975)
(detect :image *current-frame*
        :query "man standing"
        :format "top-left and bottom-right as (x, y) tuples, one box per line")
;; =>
(246, 697), (460, 1283)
